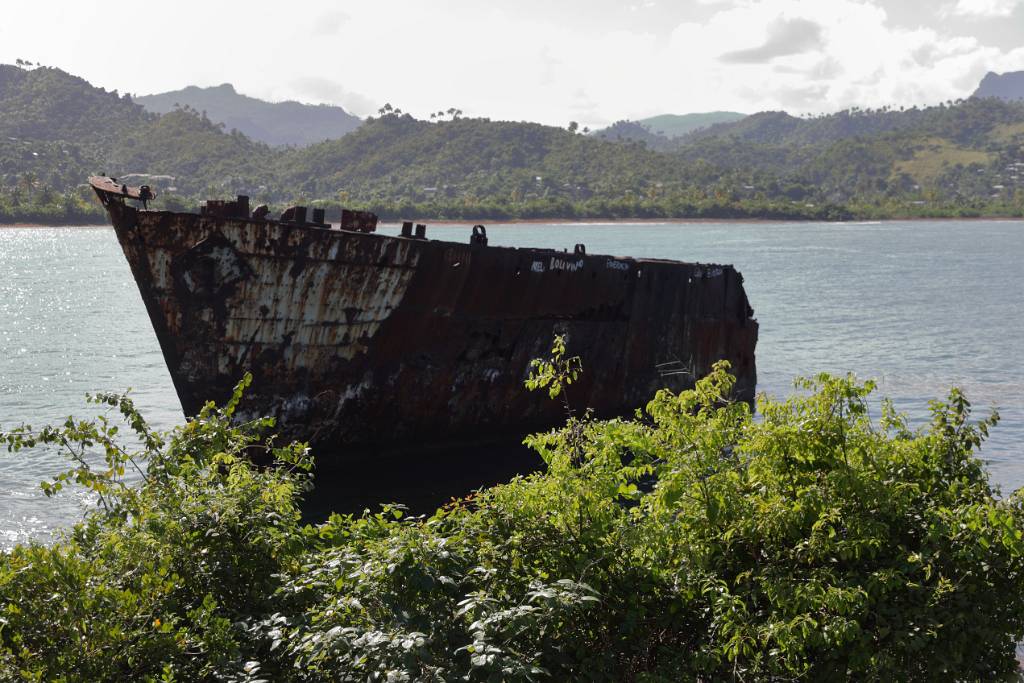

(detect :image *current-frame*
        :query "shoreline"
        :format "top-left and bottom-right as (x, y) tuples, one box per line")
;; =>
(3, 215), (1024, 229)
(0, 223), (110, 229)
(400, 215), (1024, 226)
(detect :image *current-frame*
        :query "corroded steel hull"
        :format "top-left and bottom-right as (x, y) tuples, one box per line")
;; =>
(102, 202), (758, 456)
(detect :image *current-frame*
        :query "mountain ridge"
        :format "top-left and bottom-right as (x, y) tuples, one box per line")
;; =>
(2, 63), (1024, 223)
(974, 71), (1024, 102)
(591, 112), (747, 150)
(135, 83), (362, 147)
(637, 112), (746, 138)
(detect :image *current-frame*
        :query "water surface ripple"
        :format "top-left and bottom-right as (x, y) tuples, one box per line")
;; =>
(1, 220), (1021, 546)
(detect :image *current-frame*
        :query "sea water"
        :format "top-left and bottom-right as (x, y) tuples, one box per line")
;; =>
(1, 220), (1022, 547)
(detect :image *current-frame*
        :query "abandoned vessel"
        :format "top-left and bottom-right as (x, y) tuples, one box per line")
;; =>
(91, 176), (758, 457)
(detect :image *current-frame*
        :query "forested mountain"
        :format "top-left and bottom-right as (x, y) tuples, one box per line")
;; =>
(591, 112), (746, 149)
(685, 99), (1022, 146)
(276, 113), (703, 207)
(974, 71), (1024, 102)
(0, 64), (152, 194)
(592, 121), (675, 150)
(673, 97), (1024, 212)
(637, 112), (746, 138)
(135, 84), (362, 147)
(2, 62), (1024, 223)
(106, 108), (275, 196)
(592, 101), (1013, 152)
(0, 64), (152, 143)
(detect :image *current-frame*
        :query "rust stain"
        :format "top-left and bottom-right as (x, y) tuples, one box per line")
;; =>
(91, 178), (759, 456)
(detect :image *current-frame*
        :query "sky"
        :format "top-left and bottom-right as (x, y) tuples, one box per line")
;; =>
(3, 0), (1024, 128)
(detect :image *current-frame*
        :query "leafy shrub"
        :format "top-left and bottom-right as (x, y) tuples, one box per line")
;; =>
(0, 376), (312, 682)
(2, 358), (1024, 680)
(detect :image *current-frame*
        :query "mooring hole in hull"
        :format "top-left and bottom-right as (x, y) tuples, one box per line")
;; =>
(299, 435), (545, 521)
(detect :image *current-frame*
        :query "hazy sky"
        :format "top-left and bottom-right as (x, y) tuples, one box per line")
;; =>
(3, 0), (1024, 127)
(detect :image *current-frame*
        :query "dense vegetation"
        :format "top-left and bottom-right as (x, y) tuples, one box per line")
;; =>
(636, 111), (746, 138)
(3, 62), (1024, 224)
(0, 64), (152, 144)
(3, 342), (1024, 681)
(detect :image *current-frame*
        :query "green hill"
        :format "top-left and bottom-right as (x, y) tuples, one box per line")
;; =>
(2, 62), (1024, 223)
(682, 99), (1024, 147)
(278, 114), (688, 201)
(591, 112), (747, 149)
(135, 84), (362, 147)
(0, 64), (152, 143)
(669, 98), (1024, 211)
(106, 107), (275, 196)
(591, 121), (675, 151)
(0, 64), (155, 219)
(638, 112), (746, 138)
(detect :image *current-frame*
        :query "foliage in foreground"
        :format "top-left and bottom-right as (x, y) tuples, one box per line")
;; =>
(2, 363), (1024, 681)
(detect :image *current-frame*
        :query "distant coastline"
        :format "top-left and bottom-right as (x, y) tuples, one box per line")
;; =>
(5, 64), (1024, 246)
(400, 215), (1024, 226)
(4, 214), (1024, 229)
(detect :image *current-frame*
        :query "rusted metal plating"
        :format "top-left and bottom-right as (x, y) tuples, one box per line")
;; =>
(94, 179), (758, 457)
(340, 209), (378, 233)
(89, 175), (155, 208)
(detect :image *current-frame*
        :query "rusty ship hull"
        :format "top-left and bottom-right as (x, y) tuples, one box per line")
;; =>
(95, 184), (758, 458)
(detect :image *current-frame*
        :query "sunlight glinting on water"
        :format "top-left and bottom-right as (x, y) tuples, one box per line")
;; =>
(1, 220), (1022, 546)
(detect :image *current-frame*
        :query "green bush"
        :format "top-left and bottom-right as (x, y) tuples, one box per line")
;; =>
(2, 359), (1024, 680)
(0, 376), (312, 682)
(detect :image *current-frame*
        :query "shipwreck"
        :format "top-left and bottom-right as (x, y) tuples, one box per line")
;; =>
(90, 176), (758, 468)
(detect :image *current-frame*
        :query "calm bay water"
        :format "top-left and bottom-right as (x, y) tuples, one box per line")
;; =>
(1, 220), (1023, 547)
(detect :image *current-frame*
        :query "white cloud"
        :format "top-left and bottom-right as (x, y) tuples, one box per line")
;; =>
(943, 0), (1022, 17)
(645, 0), (1024, 117)
(311, 10), (351, 36)
(1, 0), (1024, 128)
(284, 77), (377, 117)
(719, 17), (824, 64)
